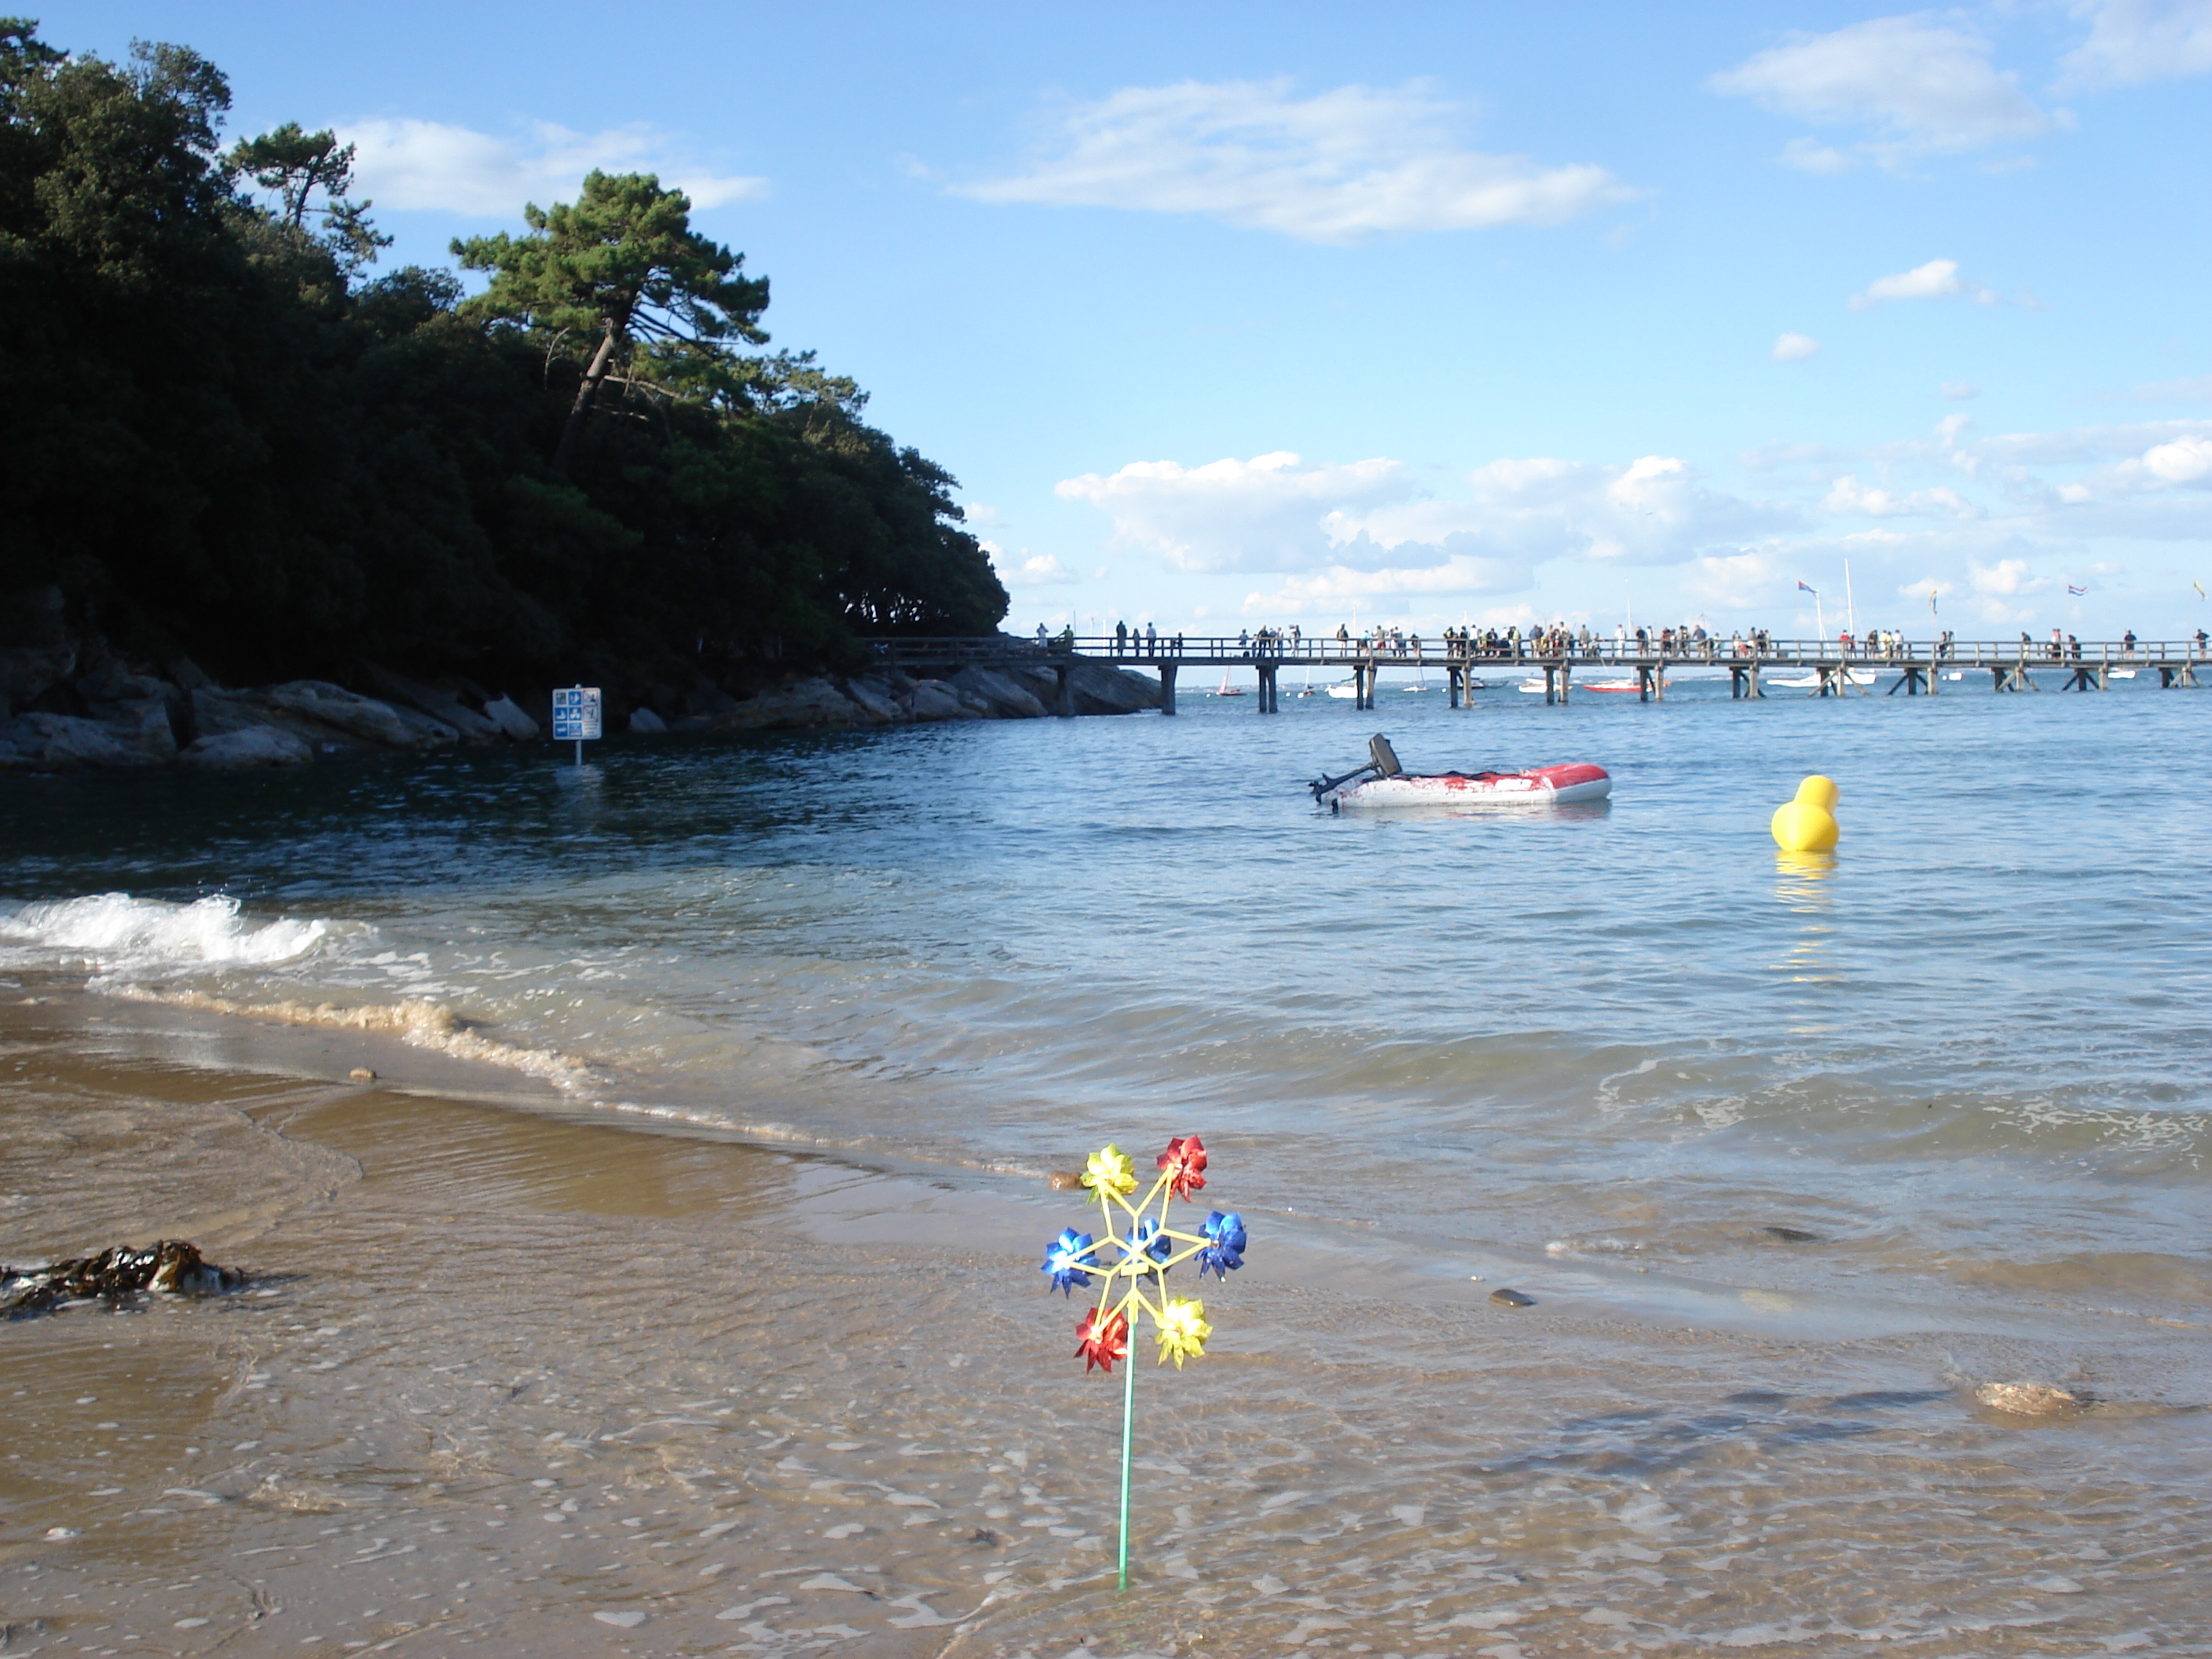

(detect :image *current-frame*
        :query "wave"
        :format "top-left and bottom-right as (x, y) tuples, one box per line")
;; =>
(0, 893), (327, 972)
(102, 985), (589, 1089)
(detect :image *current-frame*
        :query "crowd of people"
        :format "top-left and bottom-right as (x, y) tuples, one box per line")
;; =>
(1071, 619), (2205, 661)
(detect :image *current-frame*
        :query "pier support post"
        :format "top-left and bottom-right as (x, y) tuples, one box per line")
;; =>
(1159, 663), (1177, 715)
(1448, 665), (1461, 709)
(1557, 661), (1572, 705)
(1544, 665), (1557, 705)
(1257, 662), (1277, 712)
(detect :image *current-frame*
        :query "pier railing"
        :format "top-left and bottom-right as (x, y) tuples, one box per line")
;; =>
(869, 634), (2210, 668)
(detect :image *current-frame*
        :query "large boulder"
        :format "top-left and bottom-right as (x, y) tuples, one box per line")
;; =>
(481, 694), (540, 741)
(949, 666), (1049, 719)
(0, 712), (160, 769)
(626, 705), (668, 734)
(180, 727), (315, 769)
(906, 680), (979, 721)
(839, 676), (906, 724)
(361, 665), (505, 743)
(718, 679), (863, 730)
(263, 681), (421, 748)
(90, 697), (178, 762)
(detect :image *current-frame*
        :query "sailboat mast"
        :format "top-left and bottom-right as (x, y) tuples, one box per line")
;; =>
(1844, 560), (1856, 638)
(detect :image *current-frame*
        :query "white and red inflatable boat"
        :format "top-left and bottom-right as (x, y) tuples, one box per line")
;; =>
(1309, 734), (1611, 810)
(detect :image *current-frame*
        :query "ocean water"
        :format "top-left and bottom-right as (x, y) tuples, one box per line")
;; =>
(7, 673), (2212, 1653)
(7, 675), (2212, 1280)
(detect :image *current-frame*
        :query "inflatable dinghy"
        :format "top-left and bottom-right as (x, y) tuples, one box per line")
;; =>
(1309, 734), (1611, 810)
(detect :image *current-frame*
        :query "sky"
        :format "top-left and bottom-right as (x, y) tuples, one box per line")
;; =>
(43, 2), (2212, 641)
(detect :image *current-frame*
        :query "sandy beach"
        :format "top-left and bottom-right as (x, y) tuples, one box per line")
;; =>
(5, 985), (2210, 1657)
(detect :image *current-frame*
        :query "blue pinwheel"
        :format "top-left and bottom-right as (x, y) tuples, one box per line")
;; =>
(1197, 1210), (1246, 1280)
(1042, 1228), (1097, 1295)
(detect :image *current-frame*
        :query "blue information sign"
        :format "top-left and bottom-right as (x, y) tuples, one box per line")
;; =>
(551, 687), (602, 760)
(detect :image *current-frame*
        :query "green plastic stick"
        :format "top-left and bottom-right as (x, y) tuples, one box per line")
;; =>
(1117, 1347), (1136, 1591)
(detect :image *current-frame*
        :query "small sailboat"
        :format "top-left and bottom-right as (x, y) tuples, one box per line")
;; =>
(1325, 679), (1361, 699)
(1215, 665), (1245, 698)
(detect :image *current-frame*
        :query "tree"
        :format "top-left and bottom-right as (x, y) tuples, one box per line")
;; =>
(453, 171), (769, 474)
(227, 121), (390, 273)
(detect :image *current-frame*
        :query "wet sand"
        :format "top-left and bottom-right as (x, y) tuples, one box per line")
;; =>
(4, 991), (2211, 1657)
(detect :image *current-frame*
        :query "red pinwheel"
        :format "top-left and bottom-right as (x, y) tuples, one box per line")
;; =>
(1156, 1135), (1208, 1201)
(1075, 1306), (1130, 1374)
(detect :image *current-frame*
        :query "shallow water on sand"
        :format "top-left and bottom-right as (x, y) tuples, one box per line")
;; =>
(5, 678), (2212, 1652)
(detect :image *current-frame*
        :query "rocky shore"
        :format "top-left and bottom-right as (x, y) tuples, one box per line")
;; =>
(0, 588), (1158, 773)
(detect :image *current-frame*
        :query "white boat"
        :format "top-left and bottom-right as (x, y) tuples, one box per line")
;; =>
(1325, 680), (1361, 699)
(1767, 667), (1879, 689)
(1517, 677), (1547, 694)
(1582, 678), (1642, 694)
(1309, 734), (1611, 810)
(1942, 670), (1965, 680)
(2110, 668), (2137, 679)
(1214, 666), (1245, 698)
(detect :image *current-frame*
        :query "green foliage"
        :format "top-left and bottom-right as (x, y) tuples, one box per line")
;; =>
(0, 22), (1005, 691)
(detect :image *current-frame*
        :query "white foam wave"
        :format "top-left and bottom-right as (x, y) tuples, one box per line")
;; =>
(103, 985), (589, 1088)
(0, 893), (328, 973)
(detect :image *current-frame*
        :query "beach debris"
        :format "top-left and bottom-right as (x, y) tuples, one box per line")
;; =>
(348, 1067), (377, 1082)
(1763, 1225), (1822, 1243)
(1975, 1380), (2082, 1417)
(1046, 1170), (1086, 1191)
(1489, 1287), (1536, 1308)
(1038, 1134), (1251, 1590)
(2, 1241), (246, 1319)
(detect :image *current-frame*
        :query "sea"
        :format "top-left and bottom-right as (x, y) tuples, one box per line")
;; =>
(4, 668), (2211, 1654)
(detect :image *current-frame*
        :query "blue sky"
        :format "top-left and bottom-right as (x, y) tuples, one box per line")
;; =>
(47, 2), (2212, 640)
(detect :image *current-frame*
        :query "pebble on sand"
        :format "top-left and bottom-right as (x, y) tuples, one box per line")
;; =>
(593, 1610), (647, 1628)
(1046, 1170), (1086, 1191)
(1976, 1381), (2082, 1416)
(349, 1067), (376, 1082)
(1489, 1287), (1536, 1308)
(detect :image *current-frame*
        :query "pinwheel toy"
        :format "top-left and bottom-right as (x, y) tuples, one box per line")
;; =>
(1038, 1134), (1249, 1589)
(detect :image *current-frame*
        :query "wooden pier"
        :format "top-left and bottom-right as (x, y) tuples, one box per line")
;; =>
(866, 635), (2207, 715)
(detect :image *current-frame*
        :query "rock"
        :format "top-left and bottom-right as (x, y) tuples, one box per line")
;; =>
(179, 727), (315, 769)
(94, 697), (178, 762)
(1489, 1287), (1536, 1308)
(0, 712), (159, 770)
(684, 682), (745, 721)
(949, 666), (1049, 719)
(348, 1067), (377, 1082)
(839, 676), (905, 724)
(1047, 1171), (1086, 1191)
(1975, 1381), (2082, 1417)
(1762, 1225), (1822, 1243)
(2, 1240), (244, 1318)
(0, 586), (76, 709)
(906, 680), (979, 721)
(627, 705), (668, 734)
(163, 656), (211, 693)
(361, 664), (504, 742)
(383, 703), (461, 749)
(482, 694), (540, 741)
(720, 679), (864, 731)
(75, 664), (171, 704)
(263, 681), (419, 748)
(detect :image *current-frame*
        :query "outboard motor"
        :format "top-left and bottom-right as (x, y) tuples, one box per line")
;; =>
(1368, 733), (1403, 777)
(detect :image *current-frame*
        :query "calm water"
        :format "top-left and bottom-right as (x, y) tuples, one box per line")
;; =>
(8, 676), (2212, 1290)
(9, 673), (2212, 1654)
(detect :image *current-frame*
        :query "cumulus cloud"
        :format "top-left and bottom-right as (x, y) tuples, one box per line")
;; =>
(1772, 332), (1822, 361)
(1848, 258), (1995, 310)
(1057, 447), (1795, 614)
(1823, 474), (1977, 518)
(2060, 0), (2212, 87)
(956, 79), (1639, 244)
(1708, 16), (2049, 170)
(341, 118), (767, 216)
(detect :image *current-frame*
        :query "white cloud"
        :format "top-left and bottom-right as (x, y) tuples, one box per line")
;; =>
(1941, 381), (1980, 400)
(2060, 0), (2212, 87)
(1779, 137), (1861, 174)
(1055, 452), (1417, 573)
(1772, 332), (1822, 361)
(1016, 554), (1080, 584)
(2143, 436), (2212, 482)
(340, 118), (767, 216)
(1709, 16), (2049, 169)
(1240, 554), (1533, 616)
(2131, 373), (2212, 401)
(1684, 548), (1786, 610)
(1823, 474), (1978, 518)
(1848, 258), (1995, 309)
(956, 79), (1639, 244)
(1971, 558), (2045, 596)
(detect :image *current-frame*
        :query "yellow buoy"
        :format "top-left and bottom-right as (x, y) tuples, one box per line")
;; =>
(1794, 775), (1840, 811)
(1771, 775), (1840, 852)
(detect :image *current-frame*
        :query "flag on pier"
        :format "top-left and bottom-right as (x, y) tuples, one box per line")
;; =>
(2067, 584), (2088, 596)
(1797, 580), (1818, 595)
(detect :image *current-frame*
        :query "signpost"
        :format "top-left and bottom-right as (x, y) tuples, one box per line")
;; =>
(551, 686), (602, 765)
